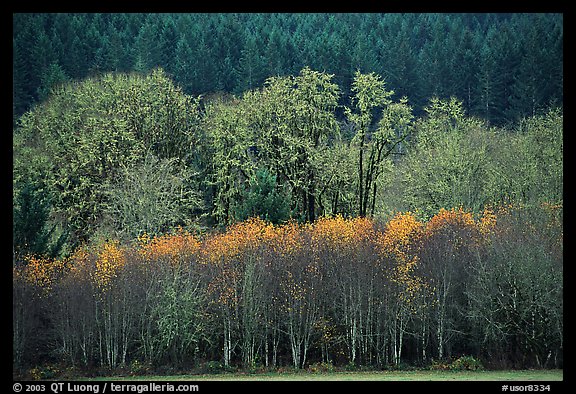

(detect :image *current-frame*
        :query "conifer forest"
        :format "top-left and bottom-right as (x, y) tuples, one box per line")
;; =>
(13, 13), (563, 376)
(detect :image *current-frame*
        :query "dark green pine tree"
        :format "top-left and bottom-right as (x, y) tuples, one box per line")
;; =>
(350, 27), (379, 74)
(264, 26), (286, 77)
(13, 182), (64, 258)
(473, 24), (514, 125)
(382, 16), (419, 104)
(234, 168), (291, 225)
(218, 54), (239, 93)
(415, 14), (452, 100)
(507, 14), (562, 121)
(545, 14), (564, 108)
(63, 15), (96, 79)
(174, 35), (196, 94)
(159, 16), (179, 75)
(451, 25), (481, 114)
(37, 62), (69, 101)
(193, 36), (219, 94)
(12, 12), (563, 126)
(236, 32), (266, 94)
(13, 14), (66, 116)
(134, 16), (162, 71)
(94, 24), (127, 72)
(51, 13), (75, 76)
(13, 37), (31, 120)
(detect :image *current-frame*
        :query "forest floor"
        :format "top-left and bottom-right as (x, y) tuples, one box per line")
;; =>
(88, 369), (563, 381)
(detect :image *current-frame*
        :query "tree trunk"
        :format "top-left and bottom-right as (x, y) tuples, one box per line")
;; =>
(223, 317), (232, 367)
(358, 132), (365, 216)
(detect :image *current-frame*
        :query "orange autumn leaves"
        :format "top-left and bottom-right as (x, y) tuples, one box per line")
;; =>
(93, 240), (126, 291)
(311, 215), (376, 252)
(378, 212), (425, 307)
(138, 228), (201, 266)
(14, 208), (499, 303)
(13, 254), (67, 295)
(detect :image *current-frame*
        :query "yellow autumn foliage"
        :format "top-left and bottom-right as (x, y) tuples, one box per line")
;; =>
(93, 240), (126, 291)
(15, 254), (67, 295)
(376, 212), (428, 309)
(311, 215), (376, 253)
(138, 228), (201, 266)
(426, 207), (475, 235)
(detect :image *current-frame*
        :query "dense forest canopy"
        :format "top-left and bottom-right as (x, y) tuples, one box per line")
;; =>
(13, 13), (563, 376)
(13, 13), (562, 125)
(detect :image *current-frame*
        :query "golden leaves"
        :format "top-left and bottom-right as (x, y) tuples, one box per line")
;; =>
(311, 215), (376, 253)
(138, 228), (201, 266)
(377, 212), (426, 309)
(14, 206), (530, 310)
(425, 207), (487, 249)
(425, 207), (475, 236)
(267, 220), (303, 258)
(478, 207), (497, 235)
(200, 217), (273, 265)
(15, 254), (67, 295)
(379, 211), (423, 257)
(93, 240), (126, 291)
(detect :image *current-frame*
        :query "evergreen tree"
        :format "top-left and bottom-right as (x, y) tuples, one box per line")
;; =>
(12, 13), (563, 127)
(474, 26), (508, 124)
(264, 26), (287, 77)
(37, 62), (69, 101)
(234, 168), (291, 224)
(193, 36), (218, 94)
(174, 35), (196, 94)
(507, 14), (562, 121)
(452, 26), (481, 113)
(159, 16), (179, 74)
(236, 32), (266, 94)
(13, 182), (55, 257)
(13, 38), (31, 121)
(134, 17), (161, 71)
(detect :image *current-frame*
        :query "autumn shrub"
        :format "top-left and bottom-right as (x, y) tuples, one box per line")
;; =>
(310, 216), (381, 366)
(18, 254), (68, 296)
(448, 356), (484, 371)
(13, 254), (69, 369)
(92, 240), (127, 292)
(415, 208), (483, 360)
(28, 364), (60, 380)
(307, 361), (335, 373)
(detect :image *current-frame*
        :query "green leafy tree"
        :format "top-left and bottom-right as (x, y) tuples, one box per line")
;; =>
(14, 69), (202, 251)
(489, 108), (563, 206)
(314, 138), (357, 217)
(101, 153), (203, 241)
(249, 67), (340, 222)
(345, 70), (413, 217)
(202, 94), (254, 225)
(399, 97), (494, 217)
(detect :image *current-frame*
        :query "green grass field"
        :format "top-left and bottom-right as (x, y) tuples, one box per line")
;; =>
(91, 369), (562, 381)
